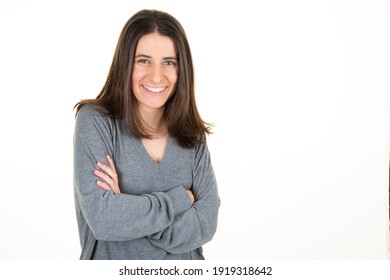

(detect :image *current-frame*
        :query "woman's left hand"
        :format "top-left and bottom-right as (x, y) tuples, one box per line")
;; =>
(94, 154), (121, 194)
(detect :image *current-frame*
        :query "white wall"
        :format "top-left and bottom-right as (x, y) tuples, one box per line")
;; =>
(0, 0), (389, 259)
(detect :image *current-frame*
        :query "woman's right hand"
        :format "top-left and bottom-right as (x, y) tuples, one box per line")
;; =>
(187, 190), (195, 204)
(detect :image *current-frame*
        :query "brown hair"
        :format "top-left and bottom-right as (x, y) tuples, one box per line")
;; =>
(74, 9), (211, 148)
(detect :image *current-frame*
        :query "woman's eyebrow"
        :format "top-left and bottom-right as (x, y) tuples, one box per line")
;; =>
(135, 54), (151, 58)
(135, 54), (177, 60)
(163, 56), (177, 60)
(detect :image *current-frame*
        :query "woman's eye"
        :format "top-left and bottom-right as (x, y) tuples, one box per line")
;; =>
(164, 61), (177, 66)
(137, 59), (149, 64)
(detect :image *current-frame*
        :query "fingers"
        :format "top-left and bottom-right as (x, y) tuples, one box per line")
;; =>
(93, 169), (115, 187)
(106, 154), (117, 173)
(94, 155), (121, 194)
(96, 160), (118, 181)
(187, 190), (195, 204)
(96, 179), (112, 191)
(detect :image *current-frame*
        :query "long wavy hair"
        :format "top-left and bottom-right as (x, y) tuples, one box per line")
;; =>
(74, 9), (211, 148)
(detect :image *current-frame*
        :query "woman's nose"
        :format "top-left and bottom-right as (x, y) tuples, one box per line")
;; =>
(150, 65), (162, 83)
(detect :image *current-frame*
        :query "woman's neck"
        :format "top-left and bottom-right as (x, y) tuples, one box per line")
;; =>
(139, 106), (166, 134)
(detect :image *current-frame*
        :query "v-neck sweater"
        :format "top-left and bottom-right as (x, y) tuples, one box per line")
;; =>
(73, 104), (220, 260)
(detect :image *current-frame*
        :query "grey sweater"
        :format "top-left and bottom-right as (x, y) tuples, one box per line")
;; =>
(73, 104), (220, 260)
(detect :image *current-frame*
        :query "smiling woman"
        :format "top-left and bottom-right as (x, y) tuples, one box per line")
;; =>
(132, 33), (178, 115)
(73, 9), (220, 260)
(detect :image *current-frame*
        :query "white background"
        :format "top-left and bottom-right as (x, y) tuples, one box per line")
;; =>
(0, 0), (389, 260)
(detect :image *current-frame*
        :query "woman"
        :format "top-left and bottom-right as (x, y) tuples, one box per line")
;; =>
(73, 9), (220, 260)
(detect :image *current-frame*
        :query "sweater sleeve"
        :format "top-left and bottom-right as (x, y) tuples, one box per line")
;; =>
(147, 140), (220, 254)
(73, 105), (192, 242)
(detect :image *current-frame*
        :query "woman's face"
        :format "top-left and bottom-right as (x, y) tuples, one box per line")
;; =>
(132, 33), (178, 113)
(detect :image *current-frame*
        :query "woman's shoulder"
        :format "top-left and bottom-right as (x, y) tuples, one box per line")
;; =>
(171, 133), (208, 156)
(75, 103), (119, 139)
(75, 103), (114, 128)
(77, 103), (108, 115)
(76, 103), (110, 120)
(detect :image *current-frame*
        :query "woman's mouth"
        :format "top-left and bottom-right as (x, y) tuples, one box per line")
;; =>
(142, 85), (167, 93)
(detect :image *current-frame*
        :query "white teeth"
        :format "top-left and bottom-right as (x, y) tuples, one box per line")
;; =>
(143, 85), (166, 93)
